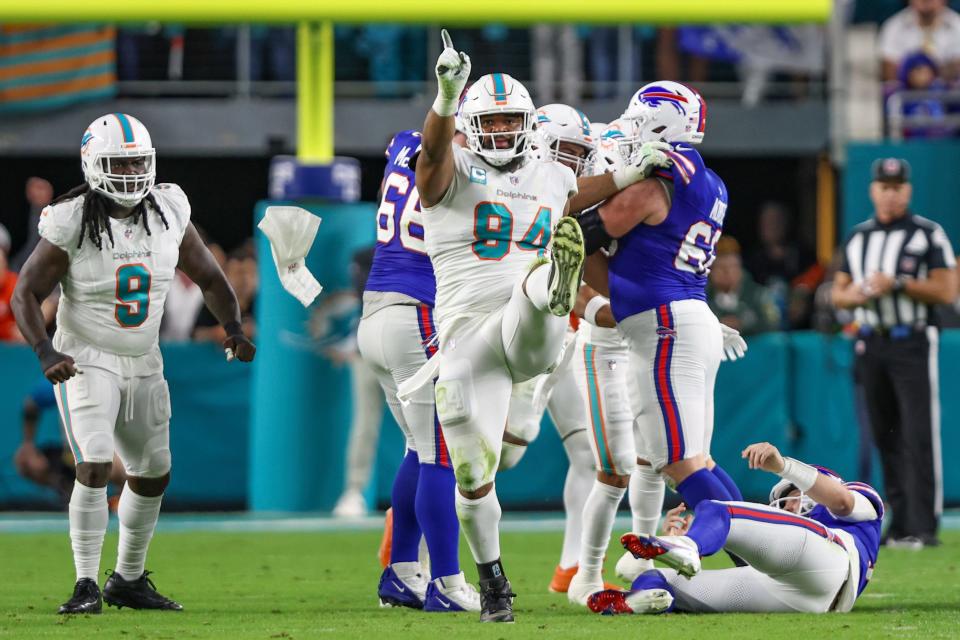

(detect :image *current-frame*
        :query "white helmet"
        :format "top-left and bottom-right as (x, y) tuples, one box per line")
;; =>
(621, 81), (707, 146)
(460, 73), (536, 167)
(81, 113), (156, 207)
(768, 466), (841, 516)
(593, 118), (635, 172)
(533, 104), (594, 176)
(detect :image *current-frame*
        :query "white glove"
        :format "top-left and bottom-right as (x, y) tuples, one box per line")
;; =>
(613, 141), (673, 190)
(433, 29), (471, 117)
(257, 206), (323, 307)
(719, 323), (747, 362)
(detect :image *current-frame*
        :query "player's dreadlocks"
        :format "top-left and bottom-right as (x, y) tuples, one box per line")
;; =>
(50, 184), (169, 251)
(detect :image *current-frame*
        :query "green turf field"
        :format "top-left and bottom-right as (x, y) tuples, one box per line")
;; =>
(2, 528), (959, 639)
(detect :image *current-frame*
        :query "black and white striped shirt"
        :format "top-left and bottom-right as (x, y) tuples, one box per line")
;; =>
(840, 213), (957, 329)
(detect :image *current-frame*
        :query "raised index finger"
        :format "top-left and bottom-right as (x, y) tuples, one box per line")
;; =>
(441, 28), (454, 50)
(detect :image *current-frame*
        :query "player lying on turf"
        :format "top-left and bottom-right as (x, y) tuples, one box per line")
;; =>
(587, 441), (882, 614)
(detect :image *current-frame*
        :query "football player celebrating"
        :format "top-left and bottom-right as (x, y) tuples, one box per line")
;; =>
(12, 114), (255, 614)
(588, 441), (882, 614)
(360, 129), (479, 613)
(413, 30), (585, 622)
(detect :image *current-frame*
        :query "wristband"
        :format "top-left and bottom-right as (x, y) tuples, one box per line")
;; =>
(432, 94), (459, 118)
(223, 320), (243, 338)
(583, 295), (610, 327)
(778, 457), (819, 492)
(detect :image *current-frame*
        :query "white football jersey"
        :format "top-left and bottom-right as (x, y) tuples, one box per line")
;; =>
(39, 184), (192, 356)
(423, 144), (577, 337)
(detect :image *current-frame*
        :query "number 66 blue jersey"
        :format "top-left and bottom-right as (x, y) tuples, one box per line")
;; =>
(608, 143), (728, 322)
(365, 130), (436, 306)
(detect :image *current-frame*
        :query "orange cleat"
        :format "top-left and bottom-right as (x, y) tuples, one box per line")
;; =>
(549, 564), (577, 593)
(549, 564), (621, 593)
(378, 508), (393, 569)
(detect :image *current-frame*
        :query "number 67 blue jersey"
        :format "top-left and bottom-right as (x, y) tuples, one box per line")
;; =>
(365, 130), (436, 306)
(608, 143), (728, 322)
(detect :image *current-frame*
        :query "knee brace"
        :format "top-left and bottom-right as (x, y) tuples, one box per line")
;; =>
(447, 433), (498, 492)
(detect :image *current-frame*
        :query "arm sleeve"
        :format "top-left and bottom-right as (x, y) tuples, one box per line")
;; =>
(831, 482), (884, 522)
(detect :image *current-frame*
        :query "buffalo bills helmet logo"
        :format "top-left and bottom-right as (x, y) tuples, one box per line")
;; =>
(656, 325), (677, 339)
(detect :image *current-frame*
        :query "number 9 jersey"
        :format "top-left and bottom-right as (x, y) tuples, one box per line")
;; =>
(608, 143), (727, 321)
(38, 184), (192, 359)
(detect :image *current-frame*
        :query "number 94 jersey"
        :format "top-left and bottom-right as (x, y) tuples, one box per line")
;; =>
(422, 144), (577, 336)
(38, 184), (192, 356)
(608, 143), (728, 322)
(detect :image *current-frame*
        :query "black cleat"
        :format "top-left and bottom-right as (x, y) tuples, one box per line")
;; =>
(103, 570), (183, 611)
(58, 578), (102, 614)
(478, 576), (515, 623)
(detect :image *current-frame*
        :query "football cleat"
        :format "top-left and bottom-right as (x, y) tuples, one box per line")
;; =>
(332, 489), (368, 518)
(103, 570), (182, 610)
(547, 217), (586, 317)
(549, 564), (621, 594)
(567, 570), (604, 606)
(378, 564), (427, 609)
(58, 578), (102, 614)
(478, 576), (516, 623)
(587, 588), (673, 615)
(424, 572), (480, 612)
(621, 533), (701, 578)
(615, 550), (655, 583)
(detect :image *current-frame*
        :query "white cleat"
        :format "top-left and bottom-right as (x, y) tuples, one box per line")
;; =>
(547, 217), (586, 317)
(424, 572), (481, 612)
(332, 489), (368, 518)
(625, 588), (674, 614)
(615, 549), (655, 583)
(621, 533), (701, 579)
(567, 570), (604, 606)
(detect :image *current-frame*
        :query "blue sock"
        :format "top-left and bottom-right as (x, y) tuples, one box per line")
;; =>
(415, 463), (460, 579)
(685, 500), (731, 556)
(390, 449), (421, 564)
(631, 570), (675, 612)
(710, 464), (743, 501)
(676, 468), (732, 509)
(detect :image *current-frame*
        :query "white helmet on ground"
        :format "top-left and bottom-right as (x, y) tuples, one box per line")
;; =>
(533, 103), (594, 176)
(81, 113), (156, 207)
(460, 73), (536, 167)
(621, 80), (707, 146)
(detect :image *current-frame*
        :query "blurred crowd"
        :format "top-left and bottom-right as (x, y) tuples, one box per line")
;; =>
(0, 177), (259, 346)
(874, 0), (960, 138)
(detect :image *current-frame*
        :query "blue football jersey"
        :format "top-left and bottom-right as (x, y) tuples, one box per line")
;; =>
(608, 144), (728, 321)
(808, 481), (882, 597)
(365, 130), (436, 306)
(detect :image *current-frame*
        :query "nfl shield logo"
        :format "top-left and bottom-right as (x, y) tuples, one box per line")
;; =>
(509, 175), (519, 186)
(899, 256), (916, 272)
(124, 228), (134, 239)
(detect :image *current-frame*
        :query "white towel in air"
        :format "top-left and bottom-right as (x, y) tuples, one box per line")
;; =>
(257, 206), (323, 307)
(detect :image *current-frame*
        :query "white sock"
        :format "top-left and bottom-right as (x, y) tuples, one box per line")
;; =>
(455, 487), (502, 564)
(69, 480), (108, 581)
(522, 263), (551, 311)
(630, 465), (665, 535)
(115, 486), (163, 581)
(579, 480), (626, 583)
(559, 431), (594, 569)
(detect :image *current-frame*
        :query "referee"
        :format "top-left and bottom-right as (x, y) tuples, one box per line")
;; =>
(832, 157), (958, 548)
